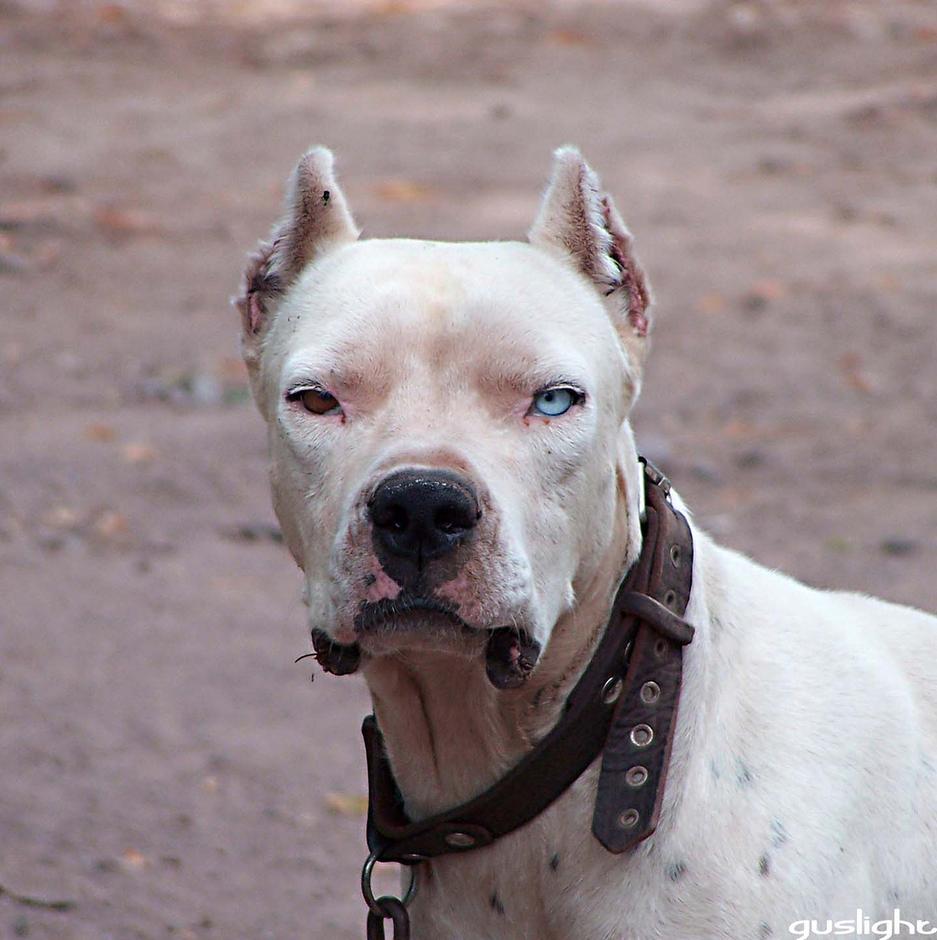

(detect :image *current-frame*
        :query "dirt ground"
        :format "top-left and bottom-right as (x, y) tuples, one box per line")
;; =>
(1, 0), (935, 937)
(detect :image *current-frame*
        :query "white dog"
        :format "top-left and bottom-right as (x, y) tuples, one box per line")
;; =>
(237, 146), (937, 939)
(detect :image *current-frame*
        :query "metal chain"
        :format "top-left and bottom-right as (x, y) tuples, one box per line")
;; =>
(361, 853), (418, 940)
(365, 896), (410, 939)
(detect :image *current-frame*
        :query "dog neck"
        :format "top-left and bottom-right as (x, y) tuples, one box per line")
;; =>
(361, 472), (643, 822)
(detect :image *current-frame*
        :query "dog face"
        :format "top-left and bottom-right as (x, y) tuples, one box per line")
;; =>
(238, 148), (653, 685)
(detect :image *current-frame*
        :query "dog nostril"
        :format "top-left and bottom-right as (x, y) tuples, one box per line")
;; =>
(386, 506), (408, 532)
(368, 499), (410, 532)
(434, 505), (473, 534)
(372, 503), (408, 532)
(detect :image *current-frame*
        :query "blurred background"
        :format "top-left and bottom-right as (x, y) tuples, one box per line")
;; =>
(1, 0), (935, 937)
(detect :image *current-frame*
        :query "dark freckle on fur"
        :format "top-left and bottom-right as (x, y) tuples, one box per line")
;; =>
(363, 573), (376, 587)
(549, 854), (560, 872)
(736, 758), (754, 787)
(322, 190), (330, 203)
(887, 888), (900, 903)
(839, 845), (845, 854)
(490, 893), (505, 916)
(770, 819), (788, 848)
(759, 922), (773, 938)
(758, 854), (770, 877)
(667, 861), (687, 882)
(711, 759), (721, 781)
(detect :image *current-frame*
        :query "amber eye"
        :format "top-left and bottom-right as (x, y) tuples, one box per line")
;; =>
(287, 386), (342, 416)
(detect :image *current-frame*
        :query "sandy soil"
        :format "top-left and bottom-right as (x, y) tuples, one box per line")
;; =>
(1, 1), (935, 937)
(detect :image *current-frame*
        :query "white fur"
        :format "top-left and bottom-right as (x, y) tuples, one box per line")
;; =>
(241, 147), (937, 939)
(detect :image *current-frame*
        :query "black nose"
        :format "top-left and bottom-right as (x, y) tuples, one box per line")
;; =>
(368, 469), (480, 570)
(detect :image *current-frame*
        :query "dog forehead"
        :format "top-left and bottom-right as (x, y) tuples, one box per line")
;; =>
(284, 238), (610, 356)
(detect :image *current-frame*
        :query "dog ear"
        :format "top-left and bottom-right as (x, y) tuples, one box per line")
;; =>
(235, 147), (359, 364)
(528, 147), (652, 343)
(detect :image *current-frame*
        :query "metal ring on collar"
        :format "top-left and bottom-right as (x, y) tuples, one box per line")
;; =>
(361, 852), (419, 916)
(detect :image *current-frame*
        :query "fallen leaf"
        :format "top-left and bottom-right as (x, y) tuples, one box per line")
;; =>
(749, 278), (785, 301)
(825, 536), (852, 553)
(93, 510), (129, 540)
(373, 180), (436, 204)
(93, 205), (162, 236)
(722, 419), (758, 440)
(324, 792), (369, 816)
(217, 356), (248, 382)
(372, 0), (417, 16)
(96, 3), (127, 24)
(546, 29), (593, 47)
(85, 422), (117, 442)
(697, 292), (726, 314)
(121, 442), (157, 464)
(838, 352), (873, 393)
(121, 849), (146, 871)
(41, 506), (80, 529)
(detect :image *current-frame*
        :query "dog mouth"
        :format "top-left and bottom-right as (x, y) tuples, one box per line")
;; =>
(311, 596), (542, 688)
(355, 595), (470, 635)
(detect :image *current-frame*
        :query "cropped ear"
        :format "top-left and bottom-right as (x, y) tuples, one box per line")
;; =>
(528, 147), (652, 345)
(235, 146), (358, 367)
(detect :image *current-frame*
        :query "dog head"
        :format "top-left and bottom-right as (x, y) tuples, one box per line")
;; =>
(237, 147), (653, 686)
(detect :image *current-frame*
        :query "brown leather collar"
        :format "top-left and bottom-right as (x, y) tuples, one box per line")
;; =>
(361, 458), (695, 863)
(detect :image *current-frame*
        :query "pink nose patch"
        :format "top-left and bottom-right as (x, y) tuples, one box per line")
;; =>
(436, 570), (473, 606)
(365, 564), (402, 604)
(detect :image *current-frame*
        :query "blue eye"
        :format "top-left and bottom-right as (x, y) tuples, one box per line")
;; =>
(531, 387), (582, 417)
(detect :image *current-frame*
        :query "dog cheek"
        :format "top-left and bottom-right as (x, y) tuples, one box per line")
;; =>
(270, 472), (309, 568)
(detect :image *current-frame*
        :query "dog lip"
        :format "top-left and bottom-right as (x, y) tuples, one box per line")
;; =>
(355, 594), (470, 634)
(485, 627), (542, 690)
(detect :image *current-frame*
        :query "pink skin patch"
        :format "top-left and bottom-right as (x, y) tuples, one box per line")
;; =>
(436, 570), (474, 608)
(364, 561), (402, 604)
(248, 293), (264, 335)
(601, 195), (650, 337)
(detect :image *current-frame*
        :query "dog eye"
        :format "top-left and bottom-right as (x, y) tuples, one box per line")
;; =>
(530, 387), (582, 417)
(287, 387), (342, 416)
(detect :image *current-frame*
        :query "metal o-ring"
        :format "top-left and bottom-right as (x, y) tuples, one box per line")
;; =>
(663, 589), (677, 608)
(361, 853), (418, 916)
(640, 680), (661, 704)
(670, 544), (681, 567)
